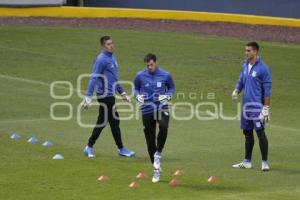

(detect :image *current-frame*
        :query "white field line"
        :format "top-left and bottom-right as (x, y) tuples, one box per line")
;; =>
(0, 73), (51, 87)
(0, 74), (299, 132)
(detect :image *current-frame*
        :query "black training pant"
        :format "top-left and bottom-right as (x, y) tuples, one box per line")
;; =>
(243, 129), (268, 161)
(142, 110), (170, 163)
(87, 96), (124, 149)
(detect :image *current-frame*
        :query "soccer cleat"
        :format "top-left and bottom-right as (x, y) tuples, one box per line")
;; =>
(232, 160), (252, 169)
(261, 161), (270, 171)
(152, 169), (161, 183)
(153, 151), (161, 169)
(118, 147), (135, 157)
(83, 146), (95, 158)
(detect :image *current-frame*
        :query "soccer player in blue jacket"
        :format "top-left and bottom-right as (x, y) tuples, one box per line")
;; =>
(232, 42), (272, 171)
(134, 53), (175, 183)
(81, 36), (135, 158)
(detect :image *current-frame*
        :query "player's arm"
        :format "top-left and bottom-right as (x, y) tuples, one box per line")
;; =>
(116, 82), (130, 102)
(232, 68), (244, 100)
(159, 73), (175, 104)
(259, 68), (272, 123)
(133, 74), (144, 104)
(264, 97), (270, 106)
(166, 73), (175, 97)
(262, 67), (272, 105)
(87, 59), (105, 96)
(82, 59), (105, 109)
(116, 82), (124, 95)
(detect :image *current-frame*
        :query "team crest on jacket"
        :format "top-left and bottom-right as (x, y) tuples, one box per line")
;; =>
(252, 71), (257, 77)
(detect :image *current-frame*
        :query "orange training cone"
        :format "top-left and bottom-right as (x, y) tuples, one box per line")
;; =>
(98, 175), (109, 182)
(169, 178), (182, 186)
(129, 181), (140, 188)
(208, 176), (217, 184)
(174, 169), (184, 176)
(136, 172), (147, 179)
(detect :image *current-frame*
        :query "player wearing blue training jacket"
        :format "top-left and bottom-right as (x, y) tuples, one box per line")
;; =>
(81, 36), (135, 158)
(134, 53), (175, 183)
(232, 42), (272, 171)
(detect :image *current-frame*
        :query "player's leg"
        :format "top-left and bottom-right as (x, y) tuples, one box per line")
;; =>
(107, 97), (123, 149)
(233, 112), (253, 169)
(150, 111), (169, 183)
(256, 129), (268, 161)
(142, 112), (157, 164)
(157, 111), (170, 153)
(84, 99), (108, 157)
(253, 112), (269, 171)
(107, 97), (135, 157)
(256, 128), (269, 171)
(244, 129), (254, 161)
(154, 110), (170, 169)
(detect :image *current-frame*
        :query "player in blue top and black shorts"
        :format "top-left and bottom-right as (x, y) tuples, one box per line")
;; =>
(232, 42), (272, 171)
(134, 53), (175, 183)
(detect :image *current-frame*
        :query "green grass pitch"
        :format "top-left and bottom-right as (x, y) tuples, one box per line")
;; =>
(0, 26), (300, 200)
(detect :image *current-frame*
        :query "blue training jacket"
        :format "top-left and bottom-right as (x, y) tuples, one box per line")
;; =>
(134, 67), (175, 115)
(86, 51), (124, 98)
(235, 58), (272, 110)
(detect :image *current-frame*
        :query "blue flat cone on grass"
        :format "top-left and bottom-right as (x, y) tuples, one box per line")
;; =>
(27, 137), (38, 144)
(52, 154), (64, 160)
(42, 141), (53, 147)
(10, 133), (21, 140)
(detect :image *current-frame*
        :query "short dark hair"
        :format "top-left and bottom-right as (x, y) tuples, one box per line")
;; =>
(144, 53), (157, 63)
(246, 41), (259, 51)
(100, 36), (111, 46)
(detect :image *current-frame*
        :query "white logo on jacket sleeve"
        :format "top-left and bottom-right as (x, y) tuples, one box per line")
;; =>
(252, 71), (257, 77)
(157, 82), (162, 87)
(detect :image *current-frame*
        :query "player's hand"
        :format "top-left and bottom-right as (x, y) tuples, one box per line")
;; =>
(158, 95), (171, 105)
(81, 96), (92, 109)
(136, 95), (145, 105)
(232, 89), (239, 100)
(259, 105), (270, 124)
(121, 92), (131, 102)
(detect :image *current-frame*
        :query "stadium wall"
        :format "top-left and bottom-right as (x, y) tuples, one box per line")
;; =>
(84, 0), (300, 19)
(0, 6), (300, 28)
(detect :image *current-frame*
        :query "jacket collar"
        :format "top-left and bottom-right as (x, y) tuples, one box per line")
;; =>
(147, 67), (160, 75)
(246, 56), (261, 66)
(102, 50), (113, 57)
